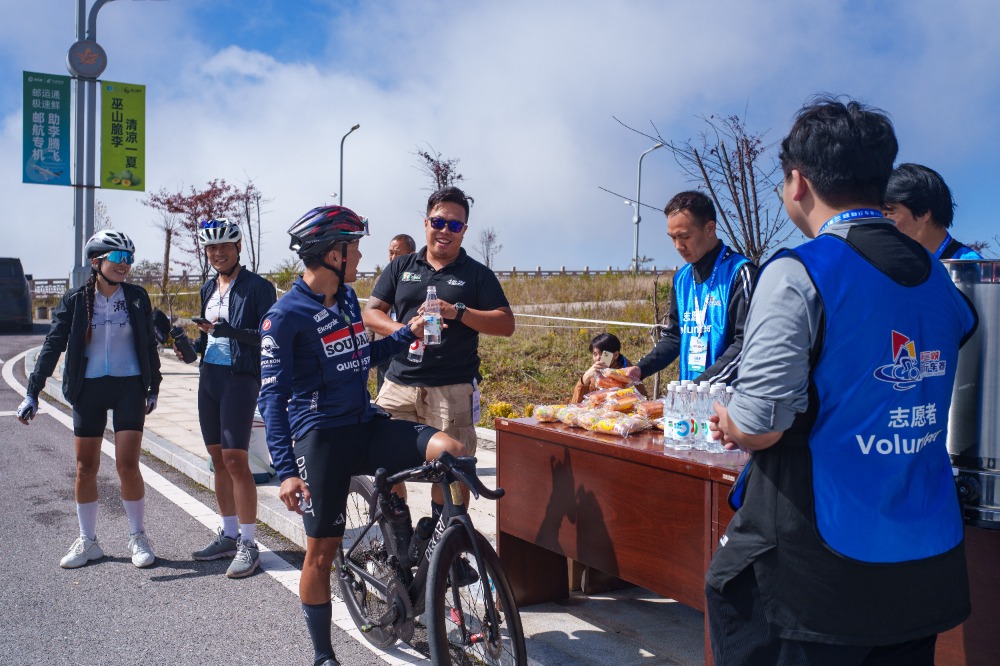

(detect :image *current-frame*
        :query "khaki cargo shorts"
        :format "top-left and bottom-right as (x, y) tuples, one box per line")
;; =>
(376, 379), (478, 455)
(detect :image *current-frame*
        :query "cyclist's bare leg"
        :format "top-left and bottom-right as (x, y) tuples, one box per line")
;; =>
(301, 536), (342, 604)
(425, 432), (471, 506)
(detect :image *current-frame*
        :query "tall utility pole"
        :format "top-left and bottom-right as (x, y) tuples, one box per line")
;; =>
(66, 0), (166, 287)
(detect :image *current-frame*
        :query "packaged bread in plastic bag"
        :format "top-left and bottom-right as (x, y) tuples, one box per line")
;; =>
(533, 404), (567, 422)
(595, 367), (635, 389)
(635, 400), (664, 419)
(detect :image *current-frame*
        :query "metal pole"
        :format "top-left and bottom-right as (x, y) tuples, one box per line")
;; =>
(71, 0), (88, 288)
(84, 1), (114, 255)
(339, 123), (359, 206)
(633, 143), (664, 274)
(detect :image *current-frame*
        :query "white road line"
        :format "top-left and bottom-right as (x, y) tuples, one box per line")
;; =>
(2, 350), (425, 665)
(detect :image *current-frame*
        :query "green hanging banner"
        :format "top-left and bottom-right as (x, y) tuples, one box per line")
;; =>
(22, 71), (72, 186)
(100, 80), (145, 191)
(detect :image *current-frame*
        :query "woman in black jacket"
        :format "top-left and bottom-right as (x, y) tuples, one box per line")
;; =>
(17, 230), (162, 570)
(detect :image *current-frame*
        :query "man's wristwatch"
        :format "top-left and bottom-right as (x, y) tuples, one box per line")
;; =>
(453, 302), (466, 322)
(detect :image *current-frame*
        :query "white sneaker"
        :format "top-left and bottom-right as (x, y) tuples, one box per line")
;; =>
(128, 531), (156, 568)
(61, 536), (105, 569)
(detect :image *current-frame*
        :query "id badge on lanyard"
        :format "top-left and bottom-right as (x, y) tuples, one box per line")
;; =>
(688, 333), (708, 373)
(471, 379), (482, 424)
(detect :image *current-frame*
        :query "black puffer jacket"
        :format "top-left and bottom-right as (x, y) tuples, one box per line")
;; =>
(28, 282), (162, 404)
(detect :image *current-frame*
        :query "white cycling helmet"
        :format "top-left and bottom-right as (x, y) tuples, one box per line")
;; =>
(85, 229), (135, 258)
(198, 218), (243, 246)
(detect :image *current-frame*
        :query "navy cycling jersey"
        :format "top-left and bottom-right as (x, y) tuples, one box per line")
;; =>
(257, 277), (416, 481)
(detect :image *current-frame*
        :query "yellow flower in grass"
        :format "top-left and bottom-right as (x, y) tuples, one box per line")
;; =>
(488, 402), (515, 419)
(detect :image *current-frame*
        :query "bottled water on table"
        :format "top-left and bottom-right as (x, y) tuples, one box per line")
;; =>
(673, 385), (695, 451)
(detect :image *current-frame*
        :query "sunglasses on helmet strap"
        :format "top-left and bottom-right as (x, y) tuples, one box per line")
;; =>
(427, 217), (467, 233)
(101, 250), (135, 265)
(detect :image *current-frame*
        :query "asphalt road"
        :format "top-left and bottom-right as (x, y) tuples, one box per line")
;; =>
(0, 324), (387, 666)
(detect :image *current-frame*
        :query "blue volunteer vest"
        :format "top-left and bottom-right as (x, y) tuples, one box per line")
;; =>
(673, 243), (749, 381)
(793, 235), (973, 563)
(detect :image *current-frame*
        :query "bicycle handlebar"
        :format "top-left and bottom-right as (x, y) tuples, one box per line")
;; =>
(381, 452), (505, 501)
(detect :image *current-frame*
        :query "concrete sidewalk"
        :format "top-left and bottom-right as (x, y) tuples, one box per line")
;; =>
(30, 348), (705, 665)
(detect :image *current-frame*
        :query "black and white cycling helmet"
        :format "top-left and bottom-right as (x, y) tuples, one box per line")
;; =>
(85, 230), (135, 259)
(198, 218), (242, 246)
(288, 206), (369, 259)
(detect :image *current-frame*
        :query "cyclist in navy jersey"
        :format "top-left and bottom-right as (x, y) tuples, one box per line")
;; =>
(257, 206), (466, 666)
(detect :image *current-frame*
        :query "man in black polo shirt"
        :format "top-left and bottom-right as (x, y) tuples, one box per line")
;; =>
(363, 186), (515, 457)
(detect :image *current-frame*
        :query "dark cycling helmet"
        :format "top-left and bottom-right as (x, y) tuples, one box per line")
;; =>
(288, 206), (369, 259)
(85, 230), (135, 258)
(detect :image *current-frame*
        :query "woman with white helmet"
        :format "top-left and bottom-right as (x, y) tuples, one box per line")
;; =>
(187, 218), (276, 579)
(17, 229), (162, 569)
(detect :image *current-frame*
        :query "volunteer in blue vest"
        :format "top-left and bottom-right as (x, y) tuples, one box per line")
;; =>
(623, 190), (755, 386)
(707, 96), (978, 664)
(884, 163), (983, 260)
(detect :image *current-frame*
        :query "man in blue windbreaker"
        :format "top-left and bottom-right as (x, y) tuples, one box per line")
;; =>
(624, 190), (755, 385)
(707, 97), (978, 664)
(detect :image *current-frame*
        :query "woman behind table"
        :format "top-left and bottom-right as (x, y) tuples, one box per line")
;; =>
(571, 332), (647, 403)
(16, 230), (162, 569)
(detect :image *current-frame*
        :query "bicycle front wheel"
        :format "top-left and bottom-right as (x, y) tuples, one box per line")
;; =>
(334, 475), (397, 649)
(425, 526), (527, 665)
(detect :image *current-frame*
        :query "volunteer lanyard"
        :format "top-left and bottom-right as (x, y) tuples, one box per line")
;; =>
(817, 208), (883, 235)
(692, 245), (728, 333)
(933, 233), (953, 260)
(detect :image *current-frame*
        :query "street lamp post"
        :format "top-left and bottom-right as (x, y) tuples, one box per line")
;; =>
(67, 0), (167, 288)
(339, 124), (360, 207)
(630, 142), (664, 274)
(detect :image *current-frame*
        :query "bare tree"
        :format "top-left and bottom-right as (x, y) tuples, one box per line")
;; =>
(614, 109), (792, 264)
(414, 143), (465, 191)
(235, 181), (270, 272)
(94, 200), (112, 231)
(148, 210), (183, 305)
(474, 226), (503, 269)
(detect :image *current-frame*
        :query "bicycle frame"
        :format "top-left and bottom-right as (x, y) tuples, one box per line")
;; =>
(339, 454), (504, 628)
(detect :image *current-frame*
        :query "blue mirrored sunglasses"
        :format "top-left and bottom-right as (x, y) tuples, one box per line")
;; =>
(199, 218), (228, 229)
(102, 250), (134, 265)
(427, 216), (466, 233)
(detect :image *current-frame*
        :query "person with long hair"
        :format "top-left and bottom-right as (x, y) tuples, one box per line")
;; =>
(17, 230), (162, 569)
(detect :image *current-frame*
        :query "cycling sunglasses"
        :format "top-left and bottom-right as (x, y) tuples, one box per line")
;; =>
(101, 250), (134, 265)
(427, 216), (467, 233)
(199, 218), (228, 229)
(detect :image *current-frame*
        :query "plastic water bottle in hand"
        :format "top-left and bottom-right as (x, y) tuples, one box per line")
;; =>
(407, 339), (425, 363)
(423, 286), (442, 346)
(705, 384), (726, 453)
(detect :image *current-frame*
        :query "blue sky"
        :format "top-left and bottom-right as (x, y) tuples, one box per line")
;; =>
(3, 1), (1000, 279)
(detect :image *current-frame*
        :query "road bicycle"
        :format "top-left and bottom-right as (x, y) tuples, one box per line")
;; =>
(335, 451), (527, 664)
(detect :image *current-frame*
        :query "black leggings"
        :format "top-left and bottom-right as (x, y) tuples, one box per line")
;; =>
(73, 376), (146, 437)
(198, 362), (260, 451)
(294, 417), (438, 538)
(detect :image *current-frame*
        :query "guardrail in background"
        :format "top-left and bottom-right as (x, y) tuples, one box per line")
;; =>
(29, 266), (676, 296)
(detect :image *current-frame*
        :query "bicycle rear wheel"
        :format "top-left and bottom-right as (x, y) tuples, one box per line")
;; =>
(426, 526), (527, 665)
(334, 475), (397, 649)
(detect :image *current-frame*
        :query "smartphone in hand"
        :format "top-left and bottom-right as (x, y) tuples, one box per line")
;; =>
(191, 316), (211, 326)
(600, 350), (615, 367)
